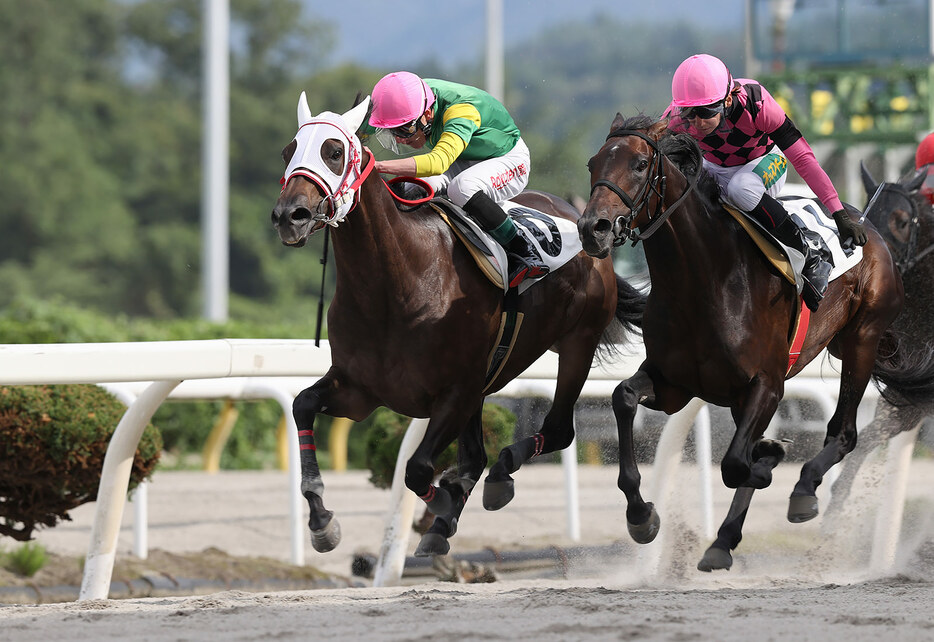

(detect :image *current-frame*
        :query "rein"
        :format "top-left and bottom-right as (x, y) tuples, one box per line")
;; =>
(863, 181), (934, 274)
(591, 129), (700, 247)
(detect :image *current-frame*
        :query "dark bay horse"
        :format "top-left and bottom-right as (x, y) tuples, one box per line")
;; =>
(578, 114), (934, 571)
(270, 96), (645, 557)
(826, 163), (934, 513)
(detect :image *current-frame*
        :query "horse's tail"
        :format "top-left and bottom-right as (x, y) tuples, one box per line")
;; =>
(595, 274), (647, 363)
(871, 328), (934, 407)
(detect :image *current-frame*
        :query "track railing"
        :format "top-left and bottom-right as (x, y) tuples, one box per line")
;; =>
(2, 339), (889, 599)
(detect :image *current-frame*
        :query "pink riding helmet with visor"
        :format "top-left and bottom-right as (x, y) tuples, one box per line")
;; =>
(671, 54), (733, 118)
(369, 71), (436, 130)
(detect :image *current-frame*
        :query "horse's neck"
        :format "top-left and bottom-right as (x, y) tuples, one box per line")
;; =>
(329, 173), (429, 300)
(643, 192), (725, 288)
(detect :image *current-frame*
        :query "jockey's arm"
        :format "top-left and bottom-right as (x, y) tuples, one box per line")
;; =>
(772, 117), (844, 214)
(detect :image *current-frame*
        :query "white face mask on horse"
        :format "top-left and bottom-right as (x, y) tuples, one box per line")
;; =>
(281, 92), (371, 226)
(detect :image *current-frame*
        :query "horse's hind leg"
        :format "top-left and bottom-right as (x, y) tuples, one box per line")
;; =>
(483, 346), (593, 511)
(416, 408), (487, 557)
(789, 334), (878, 522)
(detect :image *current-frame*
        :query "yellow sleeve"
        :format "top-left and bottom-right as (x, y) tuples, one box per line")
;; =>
(413, 131), (468, 177)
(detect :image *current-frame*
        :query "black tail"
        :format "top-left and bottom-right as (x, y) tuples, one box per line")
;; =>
(596, 274), (647, 363)
(871, 328), (934, 407)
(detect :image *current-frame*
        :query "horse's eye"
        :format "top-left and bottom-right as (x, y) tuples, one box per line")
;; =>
(637, 159), (649, 172)
(331, 148), (343, 161)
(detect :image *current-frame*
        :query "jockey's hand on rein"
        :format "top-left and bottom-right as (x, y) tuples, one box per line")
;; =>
(833, 209), (868, 248)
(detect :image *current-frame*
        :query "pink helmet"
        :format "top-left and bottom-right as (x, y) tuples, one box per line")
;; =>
(369, 71), (436, 128)
(671, 54), (732, 107)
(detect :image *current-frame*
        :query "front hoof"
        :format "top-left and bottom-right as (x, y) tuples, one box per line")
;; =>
(627, 503), (660, 544)
(788, 494), (819, 523)
(423, 486), (453, 516)
(415, 533), (451, 557)
(482, 477), (515, 511)
(310, 516), (341, 552)
(697, 546), (732, 572)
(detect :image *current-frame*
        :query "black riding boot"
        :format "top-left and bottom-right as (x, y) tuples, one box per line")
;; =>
(463, 191), (549, 288)
(749, 194), (832, 312)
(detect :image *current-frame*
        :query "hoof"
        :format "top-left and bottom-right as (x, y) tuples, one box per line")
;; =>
(788, 494), (819, 523)
(310, 516), (341, 553)
(414, 533), (451, 557)
(424, 486), (453, 516)
(482, 477), (515, 511)
(697, 546), (733, 572)
(627, 503), (660, 544)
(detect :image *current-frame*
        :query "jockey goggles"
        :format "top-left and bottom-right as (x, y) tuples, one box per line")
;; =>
(390, 119), (420, 139)
(679, 101), (725, 120)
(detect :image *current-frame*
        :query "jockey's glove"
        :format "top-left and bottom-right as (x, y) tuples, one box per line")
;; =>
(832, 209), (868, 247)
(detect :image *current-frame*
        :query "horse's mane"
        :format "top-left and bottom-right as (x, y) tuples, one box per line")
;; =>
(614, 115), (721, 207)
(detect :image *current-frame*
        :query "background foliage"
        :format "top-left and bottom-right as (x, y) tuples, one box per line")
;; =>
(0, 0), (740, 322)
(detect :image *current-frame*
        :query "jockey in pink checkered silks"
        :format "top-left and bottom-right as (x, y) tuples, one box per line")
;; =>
(665, 54), (868, 311)
(364, 71), (548, 288)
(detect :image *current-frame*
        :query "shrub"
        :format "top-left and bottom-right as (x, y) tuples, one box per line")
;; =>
(364, 403), (516, 489)
(0, 384), (161, 541)
(2, 542), (48, 577)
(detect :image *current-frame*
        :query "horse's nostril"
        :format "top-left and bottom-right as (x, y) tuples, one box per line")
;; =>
(594, 218), (612, 234)
(290, 207), (312, 224)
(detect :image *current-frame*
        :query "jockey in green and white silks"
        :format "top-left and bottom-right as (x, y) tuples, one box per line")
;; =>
(365, 71), (547, 288)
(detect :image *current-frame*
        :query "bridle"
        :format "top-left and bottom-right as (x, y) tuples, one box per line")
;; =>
(863, 181), (934, 273)
(589, 129), (700, 246)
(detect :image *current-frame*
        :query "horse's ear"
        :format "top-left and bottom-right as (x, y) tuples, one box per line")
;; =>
(905, 167), (927, 193)
(859, 160), (878, 197)
(342, 95), (371, 134)
(610, 112), (625, 133)
(297, 91), (313, 126)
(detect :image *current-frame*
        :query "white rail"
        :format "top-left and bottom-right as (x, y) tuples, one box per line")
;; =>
(2, 340), (898, 599)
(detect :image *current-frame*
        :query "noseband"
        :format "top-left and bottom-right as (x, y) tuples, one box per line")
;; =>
(590, 129), (699, 246)
(863, 181), (934, 273)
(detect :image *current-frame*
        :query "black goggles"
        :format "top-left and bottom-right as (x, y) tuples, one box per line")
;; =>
(390, 119), (420, 139)
(679, 101), (725, 120)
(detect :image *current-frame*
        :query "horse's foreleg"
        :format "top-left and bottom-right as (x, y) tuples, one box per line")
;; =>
(699, 438), (788, 571)
(614, 370), (660, 544)
(789, 341), (876, 522)
(293, 382), (340, 553)
(416, 409), (486, 557)
(721, 376), (781, 489)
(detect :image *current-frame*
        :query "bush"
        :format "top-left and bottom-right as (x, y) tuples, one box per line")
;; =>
(364, 403), (516, 489)
(2, 542), (48, 577)
(0, 384), (161, 541)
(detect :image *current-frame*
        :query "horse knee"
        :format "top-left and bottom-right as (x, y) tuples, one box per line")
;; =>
(404, 457), (434, 494)
(721, 454), (751, 489)
(612, 381), (642, 417)
(293, 388), (322, 426)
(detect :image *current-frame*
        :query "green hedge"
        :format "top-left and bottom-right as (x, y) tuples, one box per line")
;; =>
(0, 384), (161, 540)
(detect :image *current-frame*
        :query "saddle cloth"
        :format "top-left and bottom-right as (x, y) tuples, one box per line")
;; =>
(724, 198), (864, 294)
(429, 198), (583, 294)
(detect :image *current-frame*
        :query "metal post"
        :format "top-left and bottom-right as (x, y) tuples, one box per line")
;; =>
(485, 0), (504, 102)
(202, 0), (229, 321)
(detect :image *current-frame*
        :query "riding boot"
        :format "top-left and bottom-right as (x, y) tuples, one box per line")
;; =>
(749, 194), (832, 312)
(463, 191), (549, 288)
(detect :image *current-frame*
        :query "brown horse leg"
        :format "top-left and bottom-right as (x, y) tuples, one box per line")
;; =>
(612, 370), (663, 543)
(698, 439), (788, 571)
(416, 410), (486, 556)
(483, 345), (595, 511)
(292, 381), (340, 553)
(721, 376), (782, 488)
(789, 340), (876, 522)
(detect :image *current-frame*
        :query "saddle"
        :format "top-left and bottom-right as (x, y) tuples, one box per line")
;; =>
(427, 198), (582, 295)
